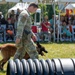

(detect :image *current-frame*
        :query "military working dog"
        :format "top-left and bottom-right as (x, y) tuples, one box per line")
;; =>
(0, 42), (48, 70)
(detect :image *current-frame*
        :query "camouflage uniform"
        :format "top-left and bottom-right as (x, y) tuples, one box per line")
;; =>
(13, 10), (38, 60)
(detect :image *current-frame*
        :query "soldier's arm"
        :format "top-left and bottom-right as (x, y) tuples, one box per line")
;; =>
(16, 14), (27, 39)
(31, 30), (35, 36)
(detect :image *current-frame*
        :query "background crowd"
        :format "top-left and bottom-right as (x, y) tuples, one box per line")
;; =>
(0, 8), (75, 43)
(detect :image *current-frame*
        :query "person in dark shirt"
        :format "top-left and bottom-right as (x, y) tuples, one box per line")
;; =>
(1, 18), (8, 24)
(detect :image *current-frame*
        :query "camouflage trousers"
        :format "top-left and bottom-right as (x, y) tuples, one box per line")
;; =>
(13, 40), (39, 60)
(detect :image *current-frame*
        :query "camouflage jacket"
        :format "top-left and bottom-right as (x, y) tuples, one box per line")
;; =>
(16, 10), (33, 40)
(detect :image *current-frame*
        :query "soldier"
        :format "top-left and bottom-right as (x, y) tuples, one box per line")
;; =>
(13, 3), (39, 60)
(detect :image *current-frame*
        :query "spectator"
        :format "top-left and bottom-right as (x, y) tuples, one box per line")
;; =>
(60, 16), (65, 25)
(61, 21), (71, 41)
(0, 14), (2, 24)
(7, 18), (11, 24)
(16, 8), (21, 16)
(1, 17), (8, 25)
(10, 10), (15, 17)
(9, 10), (16, 28)
(0, 12), (4, 19)
(68, 20), (72, 33)
(10, 15), (16, 28)
(0, 13), (7, 25)
(49, 15), (54, 32)
(64, 16), (68, 24)
(72, 15), (75, 25)
(40, 15), (51, 42)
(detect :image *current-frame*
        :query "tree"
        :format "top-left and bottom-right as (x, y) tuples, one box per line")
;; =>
(0, 3), (15, 17)
(46, 5), (54, 20)
(39, 3), (47, 20)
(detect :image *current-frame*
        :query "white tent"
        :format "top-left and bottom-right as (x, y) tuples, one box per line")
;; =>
(36, 8), (41, 13)
(5, 0), (20, 2)
(6, 0), (38, 3)
(0, 0), (37, 2)
(8, 2), (41, 13)
(65, 4), (75, 10)
(1, 0), (75, 4)
(8, 3), (28, 13)
(22, 0), (37, 3)
(56, 0), (75, 3)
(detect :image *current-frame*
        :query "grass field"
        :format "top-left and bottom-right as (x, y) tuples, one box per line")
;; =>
(0, 42), (75, 75)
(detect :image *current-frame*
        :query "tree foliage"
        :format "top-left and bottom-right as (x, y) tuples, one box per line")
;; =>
(39, 3), (48, 19)
(0, 3), (55, 21)
(0, 3), (15, 17)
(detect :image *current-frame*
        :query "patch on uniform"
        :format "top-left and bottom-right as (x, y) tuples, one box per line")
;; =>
(24, 14), (28, 18)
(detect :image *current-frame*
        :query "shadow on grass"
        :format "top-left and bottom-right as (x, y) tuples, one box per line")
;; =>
(0, 42), (15, 45)
(35, 41), (75, 44)
(0, 41), (75, 45)
(55, 41), (75, 44)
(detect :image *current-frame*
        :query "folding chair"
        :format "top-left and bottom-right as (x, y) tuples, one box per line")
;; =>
(0, 33), (4, 43)
(0, 24), (6, 42)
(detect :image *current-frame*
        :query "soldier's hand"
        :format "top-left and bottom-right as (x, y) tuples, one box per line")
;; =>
(15, 38), (21, 44)
(32, 35), (37, 41)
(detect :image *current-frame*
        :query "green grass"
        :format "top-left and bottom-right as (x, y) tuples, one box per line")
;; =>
(0, 42), (75, 75)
